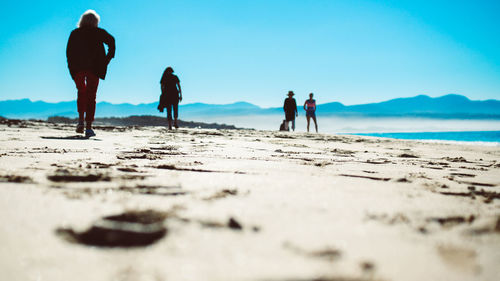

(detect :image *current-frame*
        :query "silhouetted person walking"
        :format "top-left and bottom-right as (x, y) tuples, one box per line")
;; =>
(158, 67), (182, 130)
(283, 90), (298, 131)
(66, 10), (115, 138)
(304, 93), (318, 133)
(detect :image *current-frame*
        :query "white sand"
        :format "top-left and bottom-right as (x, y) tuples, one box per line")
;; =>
(0, 120), (499, 281)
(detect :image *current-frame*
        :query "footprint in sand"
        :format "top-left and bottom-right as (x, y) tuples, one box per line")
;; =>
(439, 189), (500, 203)
(203, 189), (238, 201)
(47, 169), (111, 182)
(56, 210), (168, 247)
(340, 174), (391, 182)
(437, 244), (481, 274)
(398, 153), (419, 158)
(0, 174), (34, 183)
(198, 217), (250, 231)
(283, 242), (342, 262)
(427, 215), (475, 228)
(119, 185), (188, 197)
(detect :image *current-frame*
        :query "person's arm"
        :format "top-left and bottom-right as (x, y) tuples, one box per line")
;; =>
(177, 82), (182, 102)
(158, 84), (165, 112)
(101, 29), (115, 63)
(160, 71), (167, 93)
(66, 32), (73, 63)
(66, 31), (76, 79)
(283, 99), (287, 112)
(294, 99), (298, 116)
(303, 101), (307, 111)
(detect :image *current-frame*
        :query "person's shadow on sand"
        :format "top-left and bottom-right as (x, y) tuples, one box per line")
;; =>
(41, 135), (102, 141)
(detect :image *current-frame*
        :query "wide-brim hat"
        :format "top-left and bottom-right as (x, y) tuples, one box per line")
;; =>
(287, 91), (294, 96)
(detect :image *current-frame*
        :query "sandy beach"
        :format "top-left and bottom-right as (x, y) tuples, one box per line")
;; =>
(1, 119), (499, 281)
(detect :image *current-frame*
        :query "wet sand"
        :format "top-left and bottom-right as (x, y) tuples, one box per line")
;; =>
(1, 119), (499, 281)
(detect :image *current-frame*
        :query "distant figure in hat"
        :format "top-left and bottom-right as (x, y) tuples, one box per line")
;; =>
(158, 67), (182, 130)
(283, 91), (298, 131)
(304, 93), (318, 133)
(66, 9), (115, 138)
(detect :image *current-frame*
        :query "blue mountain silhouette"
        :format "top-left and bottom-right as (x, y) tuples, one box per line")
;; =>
(1, 94), (499, 119)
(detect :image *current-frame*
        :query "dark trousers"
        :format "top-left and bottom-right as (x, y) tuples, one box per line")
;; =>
(166, 102), (179, 121)
(74, 71), (99, 122)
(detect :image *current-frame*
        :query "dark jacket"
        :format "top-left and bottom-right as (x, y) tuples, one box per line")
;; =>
(66, 27), (115, 80)
(283, 97), (297, 121)
(158, 72), (180, 109)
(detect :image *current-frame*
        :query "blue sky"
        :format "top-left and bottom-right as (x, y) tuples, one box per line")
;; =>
(1, 0), (499, 107)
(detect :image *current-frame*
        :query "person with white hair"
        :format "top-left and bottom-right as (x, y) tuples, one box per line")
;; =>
(66, 9), (115, 138)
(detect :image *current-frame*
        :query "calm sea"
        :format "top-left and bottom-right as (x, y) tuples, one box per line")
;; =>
(188, 114), (500, 145)
(350, 131), (500, 146)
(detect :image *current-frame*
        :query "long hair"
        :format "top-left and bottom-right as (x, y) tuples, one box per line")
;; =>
(78, 10), (100, 28)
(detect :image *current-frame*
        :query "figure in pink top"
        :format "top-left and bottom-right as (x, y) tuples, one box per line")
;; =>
(303, 93), (318, 133)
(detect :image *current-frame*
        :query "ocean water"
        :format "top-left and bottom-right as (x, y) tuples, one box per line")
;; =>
(350, 131), (500, 146)
(187, 114), (500, 145)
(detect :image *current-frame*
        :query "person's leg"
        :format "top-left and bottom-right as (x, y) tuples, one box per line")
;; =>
(166, 103), (173, 130)
(306, 116), (310, 132)
(74, 72), (87, 133)
(173, 102), (179, 128)
(84, 72), (99, 130)
(78, 112), (85, 123)
(312, 116), (318, 132)
(292, 119), (295, 131)
(74, 72), (87, 121)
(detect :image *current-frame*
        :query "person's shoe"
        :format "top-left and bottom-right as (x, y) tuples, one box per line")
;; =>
(76, 123), (84, 134)
(174, 121), (179, 129)
(85, 129), (96, 138)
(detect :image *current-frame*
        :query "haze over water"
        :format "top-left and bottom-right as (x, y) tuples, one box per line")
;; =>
(192, 115), (500, 133)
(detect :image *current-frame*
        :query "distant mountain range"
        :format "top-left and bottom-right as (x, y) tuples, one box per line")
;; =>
(1, 94), (499, 119)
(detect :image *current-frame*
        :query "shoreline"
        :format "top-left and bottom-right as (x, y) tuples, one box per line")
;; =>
(2, 116), (499, 146)
(347, 131), (500, 146)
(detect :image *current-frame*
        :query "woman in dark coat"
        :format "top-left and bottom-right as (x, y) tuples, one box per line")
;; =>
(158, 67), (182, 130)
(66, 10), (115, 137)
(283, 90), (298, 131)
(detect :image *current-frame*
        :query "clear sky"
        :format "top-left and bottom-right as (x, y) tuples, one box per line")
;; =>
(1, 0), (499, 107)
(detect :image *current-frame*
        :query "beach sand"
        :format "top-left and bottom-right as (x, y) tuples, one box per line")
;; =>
(1, 119), (499, 281)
